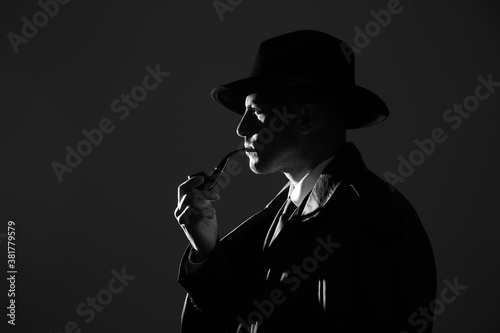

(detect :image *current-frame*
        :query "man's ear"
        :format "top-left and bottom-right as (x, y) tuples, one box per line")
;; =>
(297, 103), (319, 135)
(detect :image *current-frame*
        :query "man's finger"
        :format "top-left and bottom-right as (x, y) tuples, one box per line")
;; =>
(176, 205), (198, 226)
(193, 188), (220, 202)
(177, 175), (204, 201)
(177, 189), (219, 216)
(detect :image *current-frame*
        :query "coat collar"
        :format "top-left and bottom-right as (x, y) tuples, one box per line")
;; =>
(265, 142), (367, 216)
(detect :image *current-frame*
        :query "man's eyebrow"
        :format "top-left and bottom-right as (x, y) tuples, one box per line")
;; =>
(246, 104), (273, 113)
(245, 105), (266, 113)
(248, 95), (282, 107)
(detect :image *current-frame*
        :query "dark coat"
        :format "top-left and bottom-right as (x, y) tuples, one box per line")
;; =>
(177, 142), (437, 333)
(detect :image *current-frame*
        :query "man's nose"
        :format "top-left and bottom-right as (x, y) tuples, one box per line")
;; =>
(236, 110), (254, 138)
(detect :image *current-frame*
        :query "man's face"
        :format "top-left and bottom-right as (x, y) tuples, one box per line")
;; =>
(236, 92), (300, 174)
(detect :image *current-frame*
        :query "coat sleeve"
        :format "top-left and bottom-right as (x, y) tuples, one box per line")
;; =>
(177, 238), (241, 333)
(176, 197), (285, 333)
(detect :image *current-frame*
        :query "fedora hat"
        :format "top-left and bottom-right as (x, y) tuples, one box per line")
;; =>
(210, 29), (389, 129)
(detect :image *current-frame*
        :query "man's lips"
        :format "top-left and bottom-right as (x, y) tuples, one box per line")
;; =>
(244, 145), (257, 152)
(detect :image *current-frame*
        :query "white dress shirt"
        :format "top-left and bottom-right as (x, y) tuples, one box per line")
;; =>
(288, 154), (336, 208)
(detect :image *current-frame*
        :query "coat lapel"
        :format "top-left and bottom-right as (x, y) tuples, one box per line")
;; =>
(299, 142), (366, 218)
(261, 142), (367, 256)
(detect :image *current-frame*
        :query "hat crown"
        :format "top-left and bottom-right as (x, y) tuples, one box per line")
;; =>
(210, 30), (389, 129)
(250, 30), (355, 84)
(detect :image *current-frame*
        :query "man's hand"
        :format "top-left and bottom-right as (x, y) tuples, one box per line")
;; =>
(174, 175), (220, 262)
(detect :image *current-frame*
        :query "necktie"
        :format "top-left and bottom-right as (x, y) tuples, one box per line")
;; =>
(267, 198), (297, 248)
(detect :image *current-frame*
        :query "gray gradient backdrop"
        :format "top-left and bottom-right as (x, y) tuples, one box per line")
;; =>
(1, 0), (499, 332)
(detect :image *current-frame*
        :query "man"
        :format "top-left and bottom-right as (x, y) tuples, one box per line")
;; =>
(174, 30), (436, 333)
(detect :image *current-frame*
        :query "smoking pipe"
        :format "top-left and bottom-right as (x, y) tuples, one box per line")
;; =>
(189, 148), (245, 191)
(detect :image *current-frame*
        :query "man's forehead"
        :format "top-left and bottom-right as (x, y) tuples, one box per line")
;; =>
(245, 91), (284, 107)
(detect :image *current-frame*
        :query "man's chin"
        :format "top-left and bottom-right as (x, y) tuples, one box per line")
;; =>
(248, 157), (274, 175)
(249, 165), (266, 174)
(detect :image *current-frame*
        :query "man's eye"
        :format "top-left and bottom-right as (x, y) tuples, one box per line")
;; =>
(252, 109), (264, 116)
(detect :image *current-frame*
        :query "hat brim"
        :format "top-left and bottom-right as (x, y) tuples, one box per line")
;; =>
(211, 77), (389, 130)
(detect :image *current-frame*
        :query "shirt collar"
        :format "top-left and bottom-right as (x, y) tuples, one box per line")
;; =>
(287, 154), (336, 207)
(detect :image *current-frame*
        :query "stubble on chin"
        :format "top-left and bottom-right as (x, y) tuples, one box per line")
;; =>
(247, 150), (294, 175)
(246, 152), (273, 175)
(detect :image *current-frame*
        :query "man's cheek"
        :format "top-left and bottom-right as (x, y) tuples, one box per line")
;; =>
(254, 125), (277, 149)
(254, 140), (265, 151)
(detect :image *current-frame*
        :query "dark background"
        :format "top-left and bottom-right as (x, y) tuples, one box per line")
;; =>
(1, 0), (499, 332)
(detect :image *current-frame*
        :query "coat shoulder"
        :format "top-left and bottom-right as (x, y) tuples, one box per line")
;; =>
(341, 168), (423, 239)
